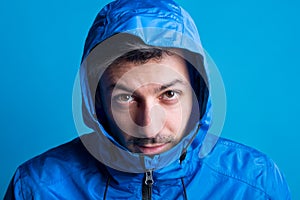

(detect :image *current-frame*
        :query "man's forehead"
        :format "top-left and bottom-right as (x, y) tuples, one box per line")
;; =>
(101, 59), (190, 92)
(106, 79), (189, 95)
(104, 53), (189, 79)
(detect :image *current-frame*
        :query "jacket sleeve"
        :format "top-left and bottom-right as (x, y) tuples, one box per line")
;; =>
(266, 160), (292, 200)
(4, 168), (32, 200)
(3, 176), (17, 200)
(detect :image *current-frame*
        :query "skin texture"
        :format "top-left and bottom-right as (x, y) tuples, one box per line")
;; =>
(100, 54), (194, 155)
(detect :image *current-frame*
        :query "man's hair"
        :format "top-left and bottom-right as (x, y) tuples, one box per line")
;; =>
(109, 48), (174, 66)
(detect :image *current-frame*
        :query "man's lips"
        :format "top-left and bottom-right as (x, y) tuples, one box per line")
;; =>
(135, 143), (168, 155)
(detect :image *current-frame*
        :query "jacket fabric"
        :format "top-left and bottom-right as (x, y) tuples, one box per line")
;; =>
(4, 135), (291, 199)
(5, 0), (291, 199)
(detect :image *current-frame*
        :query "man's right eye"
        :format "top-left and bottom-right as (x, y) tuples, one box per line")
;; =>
(114, 94), (134, 103)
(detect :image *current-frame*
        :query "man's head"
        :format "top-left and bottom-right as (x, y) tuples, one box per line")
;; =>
(96, 48), (199, 155)
(77, 0), (214, 172)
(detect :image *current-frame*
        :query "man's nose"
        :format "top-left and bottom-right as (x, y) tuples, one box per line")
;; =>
(133, 100), (153, 127)
(130, 99), (165, 138)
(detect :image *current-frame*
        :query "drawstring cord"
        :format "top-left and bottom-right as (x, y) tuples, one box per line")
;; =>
(103, 175), (111, 200)
(180, 151), (188, 200)
(181, 177), (188, 200)
(178, 123), (201, 200)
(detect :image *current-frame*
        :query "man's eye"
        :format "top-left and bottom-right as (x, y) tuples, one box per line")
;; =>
(161, 90), (179, 100)
(115, 94), (134, 103)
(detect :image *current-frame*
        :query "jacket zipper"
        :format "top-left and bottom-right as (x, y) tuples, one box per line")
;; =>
(142, 170), (154, 200)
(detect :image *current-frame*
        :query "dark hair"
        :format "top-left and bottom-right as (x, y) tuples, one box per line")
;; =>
(109, 48), (174, 66)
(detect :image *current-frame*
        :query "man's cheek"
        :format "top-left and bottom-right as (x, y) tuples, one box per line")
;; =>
(165, 108), (183, 129)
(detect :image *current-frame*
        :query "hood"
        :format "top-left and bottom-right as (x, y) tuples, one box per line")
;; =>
(76, 0), (217, 173)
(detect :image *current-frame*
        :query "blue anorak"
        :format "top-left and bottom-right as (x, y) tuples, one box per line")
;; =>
(5, 0), (291, 199)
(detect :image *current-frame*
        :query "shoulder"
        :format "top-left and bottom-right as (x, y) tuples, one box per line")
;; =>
(203, 137), (271, 181)
(5, 134), (109, 199)
(201, 137), (291, 199)
(14, 134), (106, 187)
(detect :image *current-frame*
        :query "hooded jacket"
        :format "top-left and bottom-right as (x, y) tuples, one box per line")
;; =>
(5, 0), (291, 199)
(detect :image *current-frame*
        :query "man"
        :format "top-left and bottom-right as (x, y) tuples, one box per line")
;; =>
(5, 0), (291, 199)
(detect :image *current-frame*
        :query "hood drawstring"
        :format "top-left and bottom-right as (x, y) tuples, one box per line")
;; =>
(103, 175), (111, 200)
(180, 177), (188, 200)
(180, 151), (188, 200)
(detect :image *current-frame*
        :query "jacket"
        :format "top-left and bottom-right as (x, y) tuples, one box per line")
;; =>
(5, 0), (291, 199)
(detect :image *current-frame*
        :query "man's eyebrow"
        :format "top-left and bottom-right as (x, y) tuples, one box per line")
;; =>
(106, 79), (188, 93)
(156, 79), (187, 93)
(107, 83), (134, 93)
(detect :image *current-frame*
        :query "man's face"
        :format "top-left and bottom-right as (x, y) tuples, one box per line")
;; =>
(99, 54), (194, 155)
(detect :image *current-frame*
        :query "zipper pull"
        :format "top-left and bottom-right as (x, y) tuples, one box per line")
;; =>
(145, 170), (154, 186)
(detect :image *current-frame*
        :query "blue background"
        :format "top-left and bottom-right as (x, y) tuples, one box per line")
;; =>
(1, 0), (299, 198)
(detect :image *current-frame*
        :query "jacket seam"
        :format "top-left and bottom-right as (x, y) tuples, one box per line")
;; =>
(108, 12), (182, 25)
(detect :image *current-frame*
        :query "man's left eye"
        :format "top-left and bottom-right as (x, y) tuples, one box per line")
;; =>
(161, 90), (179, 100)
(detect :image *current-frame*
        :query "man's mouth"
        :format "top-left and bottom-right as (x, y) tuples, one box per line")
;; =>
(135, 143), (169, 155)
